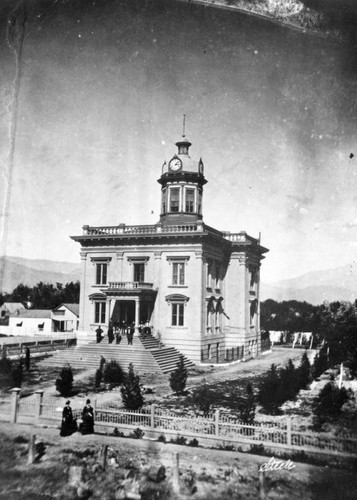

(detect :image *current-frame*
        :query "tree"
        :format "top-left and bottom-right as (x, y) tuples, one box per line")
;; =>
(169, 355), (188, 394)
(55, 364), (73, 397)
(121, 363), (144, 410)
(103, 360), (124, 386)
(298, 351), (311, 389)
(236, 383), (256, 424)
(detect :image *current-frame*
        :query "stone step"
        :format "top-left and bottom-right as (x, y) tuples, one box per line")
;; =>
(37, 332), (195, 375)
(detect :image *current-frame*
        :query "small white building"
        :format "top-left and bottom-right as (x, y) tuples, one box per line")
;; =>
(0, 302), (26, 320)
(52, 303), (79, 332)
(8, 310), (52, 336)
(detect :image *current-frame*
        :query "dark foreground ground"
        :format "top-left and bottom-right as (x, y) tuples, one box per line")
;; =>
(0, 422), (356, 500)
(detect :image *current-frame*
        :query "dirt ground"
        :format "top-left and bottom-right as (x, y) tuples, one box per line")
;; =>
(0, 422), (356, 500)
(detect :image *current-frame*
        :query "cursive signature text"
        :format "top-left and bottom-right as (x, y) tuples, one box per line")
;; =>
(259, 456), (296, 472)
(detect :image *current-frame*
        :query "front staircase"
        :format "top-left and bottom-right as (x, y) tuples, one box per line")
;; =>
(37, 333), (194, 375)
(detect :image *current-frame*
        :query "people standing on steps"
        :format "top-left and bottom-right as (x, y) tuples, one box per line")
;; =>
(107, 320), (114, 344)
(128, 322), (135, 345)
(96, 326), (103, 343)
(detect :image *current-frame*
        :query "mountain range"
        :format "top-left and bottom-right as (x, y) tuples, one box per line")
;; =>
(1, 256), (356, 305)
(0, 256), (80, 293)
(260, 263), (357, 304)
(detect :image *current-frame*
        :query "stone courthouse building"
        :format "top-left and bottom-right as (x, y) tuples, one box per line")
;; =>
(71, 134), (268, 364)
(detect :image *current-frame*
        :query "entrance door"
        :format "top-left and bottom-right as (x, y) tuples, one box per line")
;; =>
(111, 300), (135, 325)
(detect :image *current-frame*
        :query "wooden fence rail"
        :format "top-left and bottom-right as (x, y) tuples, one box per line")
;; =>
(1, 389), (357, 458)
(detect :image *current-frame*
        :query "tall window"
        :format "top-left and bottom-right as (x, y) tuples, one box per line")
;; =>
(185, 188), (195, 212)
(96, 263), (107, 285)
(95, 302), (106, 324)
(172, 262), (185, 285)
(170, 187), (180, 212)
(172, 303), (184, 326)
(206, 262), (212, 288)
(134, 263), (145, 282)
(162, 188), (167, 214)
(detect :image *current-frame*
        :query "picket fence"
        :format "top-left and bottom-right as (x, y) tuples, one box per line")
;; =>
(1, 389), (356, 458)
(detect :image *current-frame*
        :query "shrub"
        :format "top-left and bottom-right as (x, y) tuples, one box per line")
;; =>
(130, 427), (145, 439)
(113, 427), (125, 438)
(298, 351), (311, 389)
(169, 355), (188, 394)
(120, 363), (144, 410)
(249, 443), (265, 455)
(312, 382), (351, 429)
(94, 368), (102, 389)
(25, 347), (30, 372)
(171, 436), (187, 446)
(258, 364), (284, 414)
(312, 349), (328, 379)
(0, 353), (12, 375)
(103, 359), (124, 386)
(157, 434), (166, 443)
(55, 364), (73, 397)
(236, 383), (256, 424)
(195, 379), (211, 416)
(280, 359), (300, 402)
(11, 358), (23, 387)
(188, 438), (199, 447)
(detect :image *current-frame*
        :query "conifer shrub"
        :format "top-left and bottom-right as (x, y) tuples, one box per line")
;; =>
(258, 364), (284, 414)
(298, 351), (311, 389)
(312, 382), (350, 429)
(103, 360), (124, 386)
(120, 363), (144, 410)
(94, 368), (102, 389)
(11, 358), (23, 387)
(280, 359), (300, 402)
(195, 379), (211, 416)
(55, 364), (73, 397)
(236, 383), (256, 424)
(25, 347), (31, 372)
(169, 355), (188, 394)
(312, 349), (328, 379)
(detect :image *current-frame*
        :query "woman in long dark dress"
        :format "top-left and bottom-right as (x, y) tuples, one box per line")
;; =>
(60, 400), (76, 436)
(81, 399), (94, 434)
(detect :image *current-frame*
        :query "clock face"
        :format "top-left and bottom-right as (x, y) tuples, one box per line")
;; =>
(169, 158), (182, 171)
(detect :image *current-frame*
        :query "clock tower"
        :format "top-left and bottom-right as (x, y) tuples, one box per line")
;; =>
(158, 134), (207, 225)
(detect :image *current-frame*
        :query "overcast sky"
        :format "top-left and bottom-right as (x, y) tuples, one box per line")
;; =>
(1, 0), (357, 284)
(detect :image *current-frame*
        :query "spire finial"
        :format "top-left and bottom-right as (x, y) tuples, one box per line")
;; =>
(182, 114), (186, 138)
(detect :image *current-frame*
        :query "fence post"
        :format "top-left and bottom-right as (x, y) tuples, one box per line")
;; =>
(151, 404), (156, 429)
(34, 390), (44, 425)
(172, 452), (180, 494)
(215, 409), (220, 437)
(10, 388), (21, 424)
(28, 434), (36, 465)
(258, 467), (267, 500)
(286, 417), (292, 447)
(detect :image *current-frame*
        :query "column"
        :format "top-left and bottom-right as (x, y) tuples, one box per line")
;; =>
(79, 252), (87, 330)
(135, 298), (140, 334)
